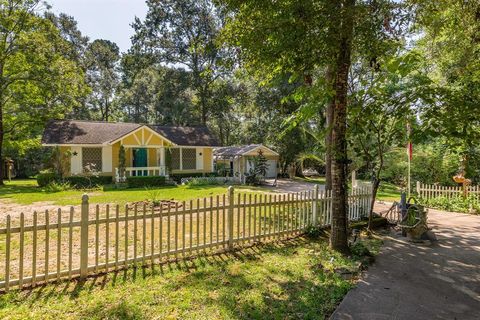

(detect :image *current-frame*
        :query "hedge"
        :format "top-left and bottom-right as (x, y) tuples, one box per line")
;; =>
(36, 173), (113, 188)
(65, 176), (113, 188)
(37, 172), (58, 187)
(169, 172), (217, 183)
(126, 176), (166, 188)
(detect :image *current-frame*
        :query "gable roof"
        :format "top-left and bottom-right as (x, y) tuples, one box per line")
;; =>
(214, 144), (279, 157)
(42, 120), (219, 147)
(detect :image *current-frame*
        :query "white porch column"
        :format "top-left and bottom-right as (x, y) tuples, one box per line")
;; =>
(160, 147), (165, 166)
(71, 146), (82, 174)
(179, 147), (183, 170)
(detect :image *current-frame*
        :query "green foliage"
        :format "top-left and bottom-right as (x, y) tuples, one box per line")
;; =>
(85, 39), (120, 121)
(169, 172), (213, 183)
(420, 195), (480, 215)
(36, 171), (58, 187)
(380, 141), (461, 187)
(144, 187), (162, 206)
(65, 176), (113, 189)
(350, 242), (372, 258)
(126, 176), (166, 188)
(44, 181), (71, 193)
(118, 145), (126, 181)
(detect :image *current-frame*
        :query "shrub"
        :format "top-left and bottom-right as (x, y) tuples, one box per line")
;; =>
(420, 195), (480, 214)
(45, 181), (71, 193)
(169, 172), (217, 183)
(126, 176), (166, 188)
(37, 171), (58, 187)
(65, 176), (113, 189)
(185, 176), (240, 186)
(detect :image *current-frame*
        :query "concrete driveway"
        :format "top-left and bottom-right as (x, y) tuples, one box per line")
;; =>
(263, 178), (325, 193)
(331, 207), (480, 320)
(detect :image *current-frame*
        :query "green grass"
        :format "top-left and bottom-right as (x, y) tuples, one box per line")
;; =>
(376, 182), (402, 202)
(0, 237), (381, 320)
(293, 176), (326, 184)
(0, 179), (262, 206)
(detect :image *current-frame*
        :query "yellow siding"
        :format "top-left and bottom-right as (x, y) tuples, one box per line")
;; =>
(203, 148), (213, 172)
(148, 134), (164, 145)
(148, 149), (157, 166)
(121, 133), (138, 145)
(125, 148), (132, 166)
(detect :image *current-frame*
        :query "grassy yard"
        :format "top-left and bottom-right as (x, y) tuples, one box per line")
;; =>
(0, 236), (381, 320)
(376, 182), (402, 202)
(0, 180), (264, 206)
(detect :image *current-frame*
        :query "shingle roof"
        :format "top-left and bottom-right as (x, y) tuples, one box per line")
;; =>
(149, 125), (219, 147)
(42, 120), (219, 147)
(214, 144), (278, 157)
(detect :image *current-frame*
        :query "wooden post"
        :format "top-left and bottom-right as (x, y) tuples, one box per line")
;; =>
(80, 194), (89, 279)
(227, 186), (234, 250)
(312, 185), (319, 226)
(416, 181), (420, 197)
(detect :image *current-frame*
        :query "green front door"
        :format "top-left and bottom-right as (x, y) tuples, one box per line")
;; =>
(133, 148), (148, 176)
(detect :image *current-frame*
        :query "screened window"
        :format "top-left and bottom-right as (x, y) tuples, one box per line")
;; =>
(82, 147), (102, 172)
(182, 148), (197, 170)
(170, 148), (180, 170)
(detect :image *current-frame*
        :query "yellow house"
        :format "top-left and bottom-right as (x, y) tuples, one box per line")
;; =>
(41, 120), (219, 180)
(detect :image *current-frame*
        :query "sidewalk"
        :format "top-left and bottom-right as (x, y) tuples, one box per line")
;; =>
(331, 208), (480, 320)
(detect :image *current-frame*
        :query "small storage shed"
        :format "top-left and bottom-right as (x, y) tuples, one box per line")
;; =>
(213, 144), (279, 179)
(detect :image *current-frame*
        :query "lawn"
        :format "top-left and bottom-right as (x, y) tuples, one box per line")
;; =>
(0, 236), (381, 320)
(376, 182), (402, 202)
(0, 180), (264, 206)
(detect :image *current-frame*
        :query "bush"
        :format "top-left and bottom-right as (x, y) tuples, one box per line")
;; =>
(37, 171), (58, 187)
(184, 176), (240, 186)
(169, 172), (217, 183)
(45, 181), (71, 193)
(126, 176), (166, 188)
(65, 176), (113, 189)
(420, 195), (480, 214)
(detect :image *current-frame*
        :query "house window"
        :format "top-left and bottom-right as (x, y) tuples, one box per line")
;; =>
(82, 147), (102, 172)
(182, 148), (197, 170)
(170, 148), (180, 170)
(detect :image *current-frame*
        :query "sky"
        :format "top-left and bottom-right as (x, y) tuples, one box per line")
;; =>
(47, 0), (148, 53)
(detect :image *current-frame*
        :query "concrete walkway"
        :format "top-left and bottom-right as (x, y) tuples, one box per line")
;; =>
(331, 207), (480, 320)
(263, 178), (325, 193)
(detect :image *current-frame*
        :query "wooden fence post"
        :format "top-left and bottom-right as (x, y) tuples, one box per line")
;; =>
(80, 194), (89, 279)
(416, 181), (420, 196)
(312, 185), (319, 226)
(227, 186), (234, 250)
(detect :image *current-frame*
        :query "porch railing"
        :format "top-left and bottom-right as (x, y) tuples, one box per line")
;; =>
(115, 166), (167, 182)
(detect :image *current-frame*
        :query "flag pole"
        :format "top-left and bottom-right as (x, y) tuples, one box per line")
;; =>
(407, 122), (412, 198)
(408, 147), (411, 198)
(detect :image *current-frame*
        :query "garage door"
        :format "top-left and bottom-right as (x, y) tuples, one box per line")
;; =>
(266, 160), (277, 178)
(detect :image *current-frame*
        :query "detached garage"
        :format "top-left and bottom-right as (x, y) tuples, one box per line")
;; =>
(214, 144), (279, 180)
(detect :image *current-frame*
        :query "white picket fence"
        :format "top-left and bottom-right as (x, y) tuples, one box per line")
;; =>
(416, 181), (480, 200)
(0, 184), (372, 291)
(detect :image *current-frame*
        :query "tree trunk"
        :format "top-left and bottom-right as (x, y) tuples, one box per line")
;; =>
(330, 0), (355, 254)
(368, 178), (380, 231)
(325, 97), (334, 191)
(0, 101), (4, 186)
(325, 66), (335, 191)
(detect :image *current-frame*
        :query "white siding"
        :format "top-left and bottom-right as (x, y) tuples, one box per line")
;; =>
(71, 146), (82, 174)
(102, 145), (113, 172)
(196, 148), (204, 170)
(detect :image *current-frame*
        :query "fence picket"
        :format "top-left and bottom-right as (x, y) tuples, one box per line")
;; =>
(19, 213), (24, 288)
(5, 215), (10, 292)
